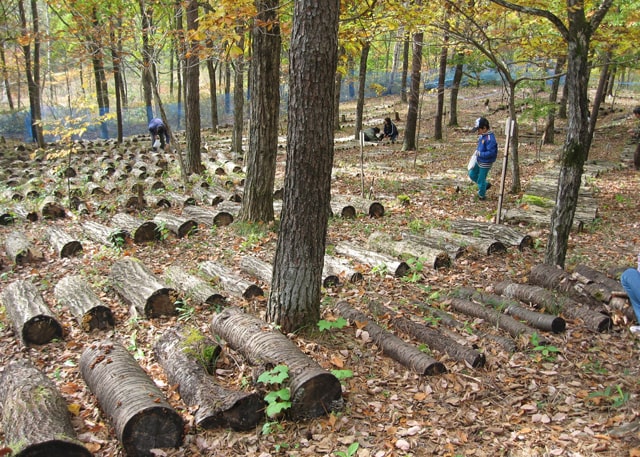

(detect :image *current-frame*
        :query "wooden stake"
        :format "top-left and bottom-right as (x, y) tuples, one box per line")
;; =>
(495, 118), (515, 224)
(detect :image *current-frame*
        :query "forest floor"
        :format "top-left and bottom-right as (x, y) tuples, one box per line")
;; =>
(1, 87), (640, 457)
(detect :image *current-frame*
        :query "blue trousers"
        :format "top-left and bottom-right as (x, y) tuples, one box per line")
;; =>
(621, 268), (640, 324)
(468, 164), (491, 198)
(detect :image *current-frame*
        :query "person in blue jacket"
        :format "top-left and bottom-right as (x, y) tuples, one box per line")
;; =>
(148, 117), (170, 150)
(468, 117), (498, 200)
(621, 253), (640, 334)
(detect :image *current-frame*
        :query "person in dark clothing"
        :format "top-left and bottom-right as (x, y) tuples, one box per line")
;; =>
(381, 117), (399, 143)
(468, 117), (498, 200)
(148, 118), (170, 150)
(362, 127), (381, 142)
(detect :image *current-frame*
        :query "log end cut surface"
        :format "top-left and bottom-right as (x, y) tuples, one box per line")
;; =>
(23, 315), (63, 345)
(213, 212), (234, 227)
(146, 288), (178, 318)
(290, 372), (344, 420)
(122, 406), (184, 457)
(81, 306), (115, 332)
(198, 392), (265, 431)
(13, 441), (92, 457)
(60, 241), (83, 258)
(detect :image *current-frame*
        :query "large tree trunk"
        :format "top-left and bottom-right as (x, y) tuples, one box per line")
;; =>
(1, 279), (63, 345)
(210, 306), (343, 419)
(448, 54), (464, 127)
(0, 359), (91, 457)
(184, 0), (203, 175)
(336, 301), (446, 375)
(80, 341), (184, 457)
(153, 327), (263, 430)
(109, 22), (124, 143)
(241, 0), (281, 223)
(231, 35), (245, 156)
(267, 0), (339, 333)
(402, 27), (423, 151)
(54, 275), (115, 331)
(543, 55), (566, 145)
(434, 29), (448, 140)
(400, 33), (410, 103)
(138, 0), (155, 123)
(109, 257), (178, 318)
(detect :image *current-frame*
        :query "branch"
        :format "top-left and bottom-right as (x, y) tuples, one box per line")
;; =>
(487, 0), (569, 41)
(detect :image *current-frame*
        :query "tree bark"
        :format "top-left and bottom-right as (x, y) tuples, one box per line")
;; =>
(402, 26), (423, 152)
(109, 257), (178, 318)
(153, 212), (198, 238)
(543, 55), (566, 145)
(369, 301), (485, 368)
(267, 0), (340, 333)
(46, 226), (83, 258)
(449, 219), (534, 251)
(182, 205), (234, 227)
(241, 0), (281, 223)
(336, 301), (446, 375)
(0, 279), (63, 345)
(163, 265), (226, 306)
(81, 220), (131, 248)
(153, 327), (263, 430)
(200, 260), (264, 300)
(368, 231), (451, 270)
(0, 359), (91, 457)
(335, 241), (410, 277)
(80, 340), (184, 457)
(111, 212), (159, 243)
(239, 255), (273, 284)
(184, 0), (204, 175)
(354, 42), (370, 140)
(54, 275), (115, 331)
(210, 306), (344, 419)
(494, 280), (612, 333)
(4, 230), (41, 264)
(403, 229), (506, 257)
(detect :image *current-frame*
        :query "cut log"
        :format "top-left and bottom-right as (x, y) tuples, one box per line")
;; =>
(447, 297), (543, 345)
(192, 185), (226, 206)
(0, 359), (91, 457)
(200, 261), (264, 299)
(453, 288), (566, 333)
(331, 195), (384, 218)
(367, 231), (451, 269)
(323, 255), (363, 286)
(494, 281), (612, 333)
(165, 191), (197, 207)
(449, 219), (534, 251)
(147, 194), (172, 208)
(239, 255), (273, 283)
(153, 327), (264, 430)
(81, 220), (131, 248)
(0, 208), (15, 225)
(210, 306), (343, 419)
(80, 340), (184, 457)
(417, 303), (517, 353)
(54, 275), (115, 331)
(401, 231), (466, 259)
(40, 196), (66, 219)
(368, 301), (485, 368)
(573, 264), (625, 295)
(153, 211), (198, 238)
(336, 301), (446, 375)
(163, 265), (226, 306)
(109, 257), (179, 318)
(182, 205), (234, 227)
(46, 226), (83, 258)
(4, 230), (42, 264)
(404, 228), (506, 257)
(0, 279), (63, 345)
(111, 212), (159, 243)
(335, 241), (410, 277)
(528, 264), (608, 311)
(13, 204), (39, 222)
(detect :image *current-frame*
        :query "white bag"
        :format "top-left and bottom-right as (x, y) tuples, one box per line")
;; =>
(467, 152), (477, 170)
(153, 139), (161, 149)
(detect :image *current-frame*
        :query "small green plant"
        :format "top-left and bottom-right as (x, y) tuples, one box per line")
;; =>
(176, 300), (196, 323)
(402, 257), (425, 283)
(529, 333), (561, 362)
(335, 442), (360, 457)
(181, 328), (220, 375)
(318, 317), (348, 332)
(155, 221), (170, 241)
(331, 369), (354, 381)
(258, 364), (292, 423)
(407, 219), (427, 234)
(397, 194), (410, 206)
(582, 360), (608, 375)
(423, 315), (441, 326)
(371, 263), (388, 277)
(587, 385), (630, 408)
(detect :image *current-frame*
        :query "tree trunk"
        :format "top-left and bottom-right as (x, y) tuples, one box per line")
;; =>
(494, 280), (612, 333)
(0, 279), (63, 345)
(453, 288), (566, 333)
(46, 226), (83, 258)
(354, 42), (370, 140)
(210, 306), (344, 419)
(163, 265), (226, 306)
(231, 35), (245, 156)
(402, 28), (423, 151)
(90, 9), (109, 140)
(368, 231), (451, 270)
(267, 0), (340, 334)
(434, 29), (448, 140)
(335, 241), (410, 277)
(199, 260), (264, 299)
(80, 341), (184, 457)
(400, 32), (409, 104)
(182, 205), (234, 227)
(543, 55), (566, 145)
(109, 257), (178, 318)
(336, 301), (446, 375)
(206, 52), (219, 128)
(111, 212), (159, 243)
(241, 0), (281, 223)
(54, 275), (115, 331)
(184, 0), (203, 175)
(448, 56), (464, 127)
(0, 359), (91, 457)
(153, 327), (263, 430)
(109, 22), (124, 143)
(369, 301), (485, 368)
(449, 218), (534, 251)
(138, 0), (155, 123)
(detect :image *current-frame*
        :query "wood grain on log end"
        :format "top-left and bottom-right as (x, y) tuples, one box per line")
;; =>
(134, 221), (159, 243)
(434, 252), (451, 269)
(60, 240), (83, 258)
(289, 371), (344, 421)
(23, 315), (63, 345)
(121, 407), (185, 457)
(213, 211), (234, 227)
(340, 206), (356, 218)
(146, 288), (179, 317)
(242, 284), (264, 300)
(198, 392), (265, 431)
(323, 275), (340, 288)
(82, 306), (116, 331)
(368, 202), (385, 218)
(177, 220), (198, 238)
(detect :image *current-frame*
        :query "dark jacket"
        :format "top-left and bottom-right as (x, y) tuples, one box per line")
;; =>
(476, 131), (498, 167)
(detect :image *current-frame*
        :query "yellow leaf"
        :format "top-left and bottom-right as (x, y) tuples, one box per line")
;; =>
(67, 403), (81, 416)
